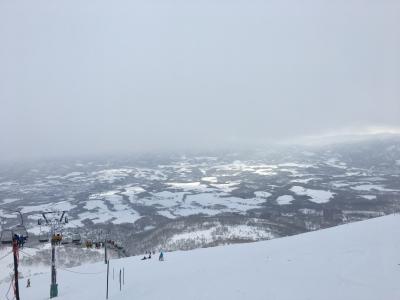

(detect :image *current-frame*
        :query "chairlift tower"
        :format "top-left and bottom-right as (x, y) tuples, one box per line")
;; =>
(38, 211), (69, 299)
(103, 229), (111, 264)
(0, 211), (29, 300)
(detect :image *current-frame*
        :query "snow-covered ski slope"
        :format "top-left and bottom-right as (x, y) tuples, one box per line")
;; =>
(2, 214), (400, 300)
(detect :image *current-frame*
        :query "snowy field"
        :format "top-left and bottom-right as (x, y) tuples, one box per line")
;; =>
(290, 186), (335, 203)
(1, 214), (400, 300)
(1, 148), (400, 236)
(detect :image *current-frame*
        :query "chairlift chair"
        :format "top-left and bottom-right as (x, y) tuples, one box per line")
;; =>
(116, 242), (123, 250)
(85, 239), (93, 248)
(13, 224), (28, 240)
(39, 231), (49, 243)
(72, 233), (81, 244)
(0, 229), (13, 244)
(61, 236), (71, 245)
(52, 233), (63, 244)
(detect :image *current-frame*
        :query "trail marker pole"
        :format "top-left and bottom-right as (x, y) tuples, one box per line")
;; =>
(104, 242), (108, 264)
(123, 268), (124, 285)
(119, 269), (121, 291)
(106, 260), (109, 299)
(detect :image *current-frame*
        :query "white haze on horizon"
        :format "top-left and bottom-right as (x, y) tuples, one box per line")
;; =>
(0, 0), (399, 161)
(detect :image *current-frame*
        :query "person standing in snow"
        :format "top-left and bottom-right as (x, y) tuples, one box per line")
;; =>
(26, 279), (31, 288)
(159, 251), (164, 261)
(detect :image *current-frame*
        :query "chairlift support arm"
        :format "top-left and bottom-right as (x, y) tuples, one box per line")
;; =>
(60, 211), (66, 223)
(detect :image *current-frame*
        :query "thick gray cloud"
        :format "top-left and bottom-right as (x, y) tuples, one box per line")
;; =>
(0, 0), (399, 160)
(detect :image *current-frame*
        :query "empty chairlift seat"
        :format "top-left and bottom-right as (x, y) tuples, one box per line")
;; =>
(0, 229), (13, 244)
(39, 231), (49, 243)
(61, 236), (72, 244)
(72, 233), (81, 244)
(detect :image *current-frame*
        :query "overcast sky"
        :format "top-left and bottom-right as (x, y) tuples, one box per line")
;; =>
(0, 0), (399, 160)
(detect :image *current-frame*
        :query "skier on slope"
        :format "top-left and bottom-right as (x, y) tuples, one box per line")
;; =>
(159, 251), (164, 261)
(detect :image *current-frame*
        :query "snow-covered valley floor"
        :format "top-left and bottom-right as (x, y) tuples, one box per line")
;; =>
(2, 214), (400, 300)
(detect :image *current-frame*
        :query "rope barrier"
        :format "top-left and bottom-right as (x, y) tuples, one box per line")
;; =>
(57, 267), (106, 275)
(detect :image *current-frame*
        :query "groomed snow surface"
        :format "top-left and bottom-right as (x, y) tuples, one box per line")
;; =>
(2, 215), (400, 300)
